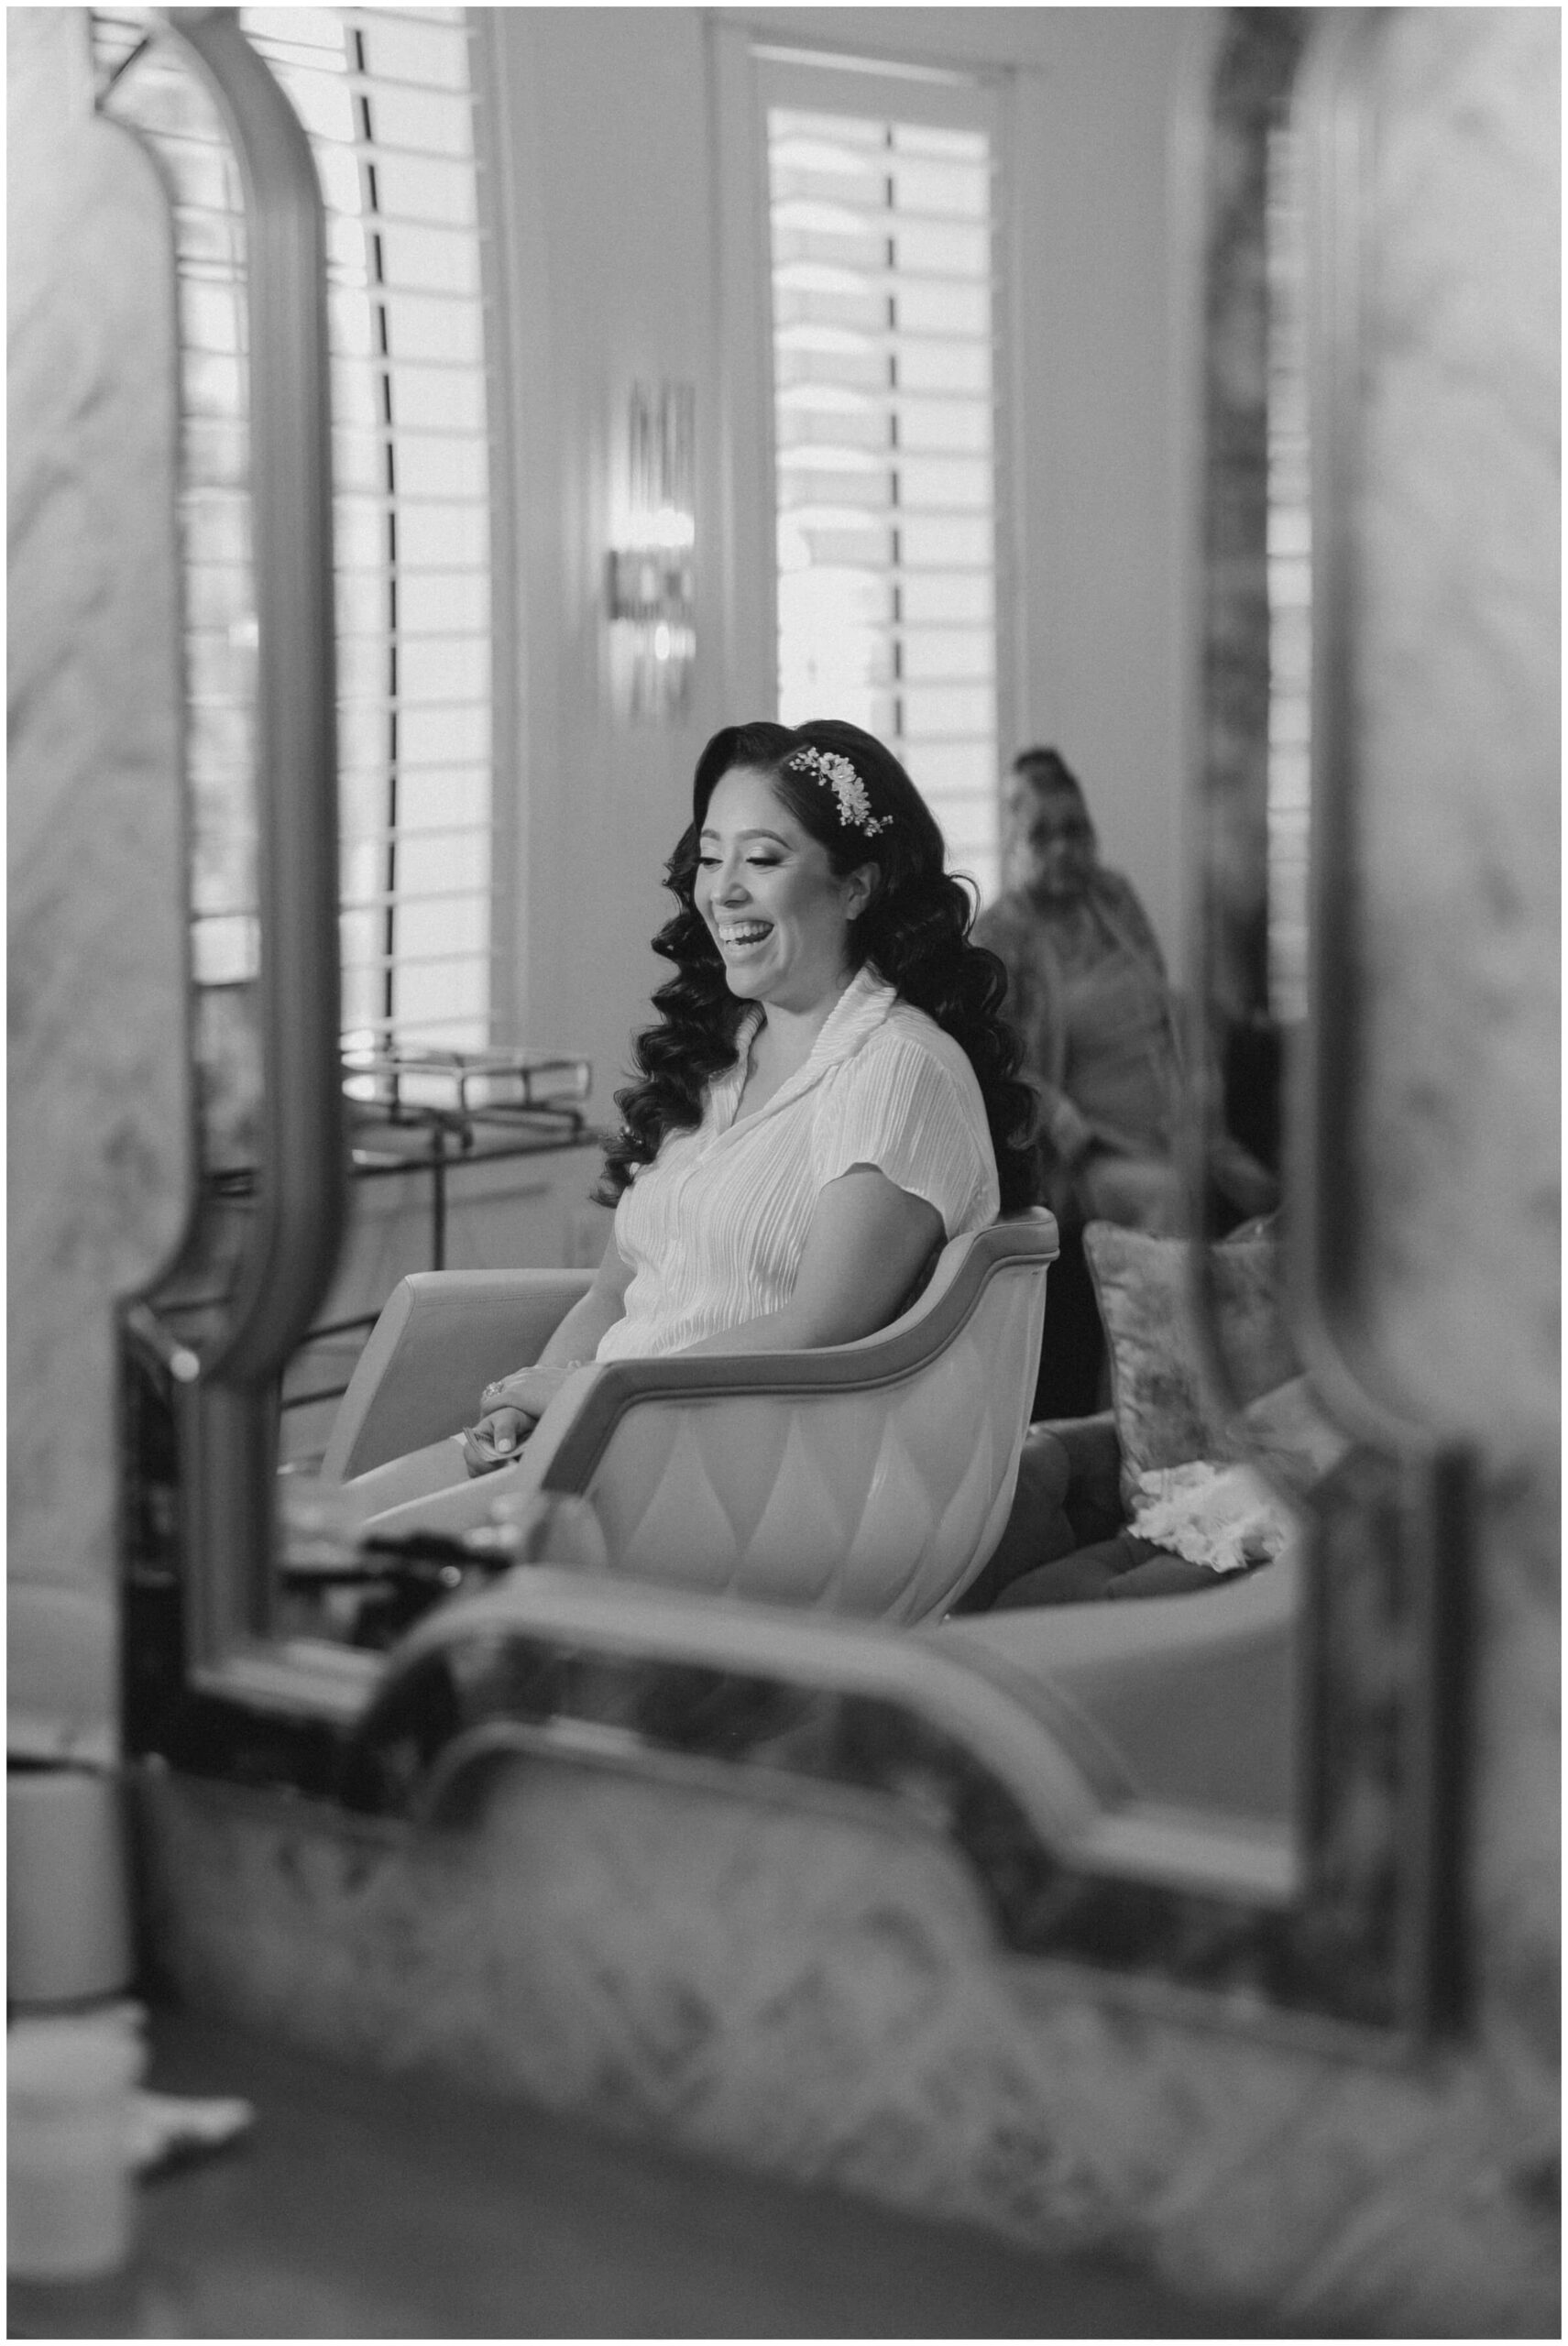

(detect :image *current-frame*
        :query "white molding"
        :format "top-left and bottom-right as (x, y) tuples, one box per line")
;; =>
(995, 59), (1027, 782)
(467, 5), (525, 1047)
(755, 49), (1005, 130)
(707, 19), (778, 717)
(475, 10), (562, 1052)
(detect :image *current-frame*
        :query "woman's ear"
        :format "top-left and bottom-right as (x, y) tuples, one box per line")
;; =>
(842, 861), (879, 921)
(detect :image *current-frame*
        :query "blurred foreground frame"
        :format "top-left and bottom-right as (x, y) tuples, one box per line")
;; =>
(123, 5), (1477, 2062)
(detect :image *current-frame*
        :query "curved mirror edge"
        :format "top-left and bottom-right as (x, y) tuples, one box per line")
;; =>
(1188, 1), (1471, 2042)
(118, 5), (1470, 2053)
(110, 4), (349, 1691)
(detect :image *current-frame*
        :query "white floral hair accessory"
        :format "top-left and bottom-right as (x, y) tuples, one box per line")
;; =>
(784, 745), (891, 837)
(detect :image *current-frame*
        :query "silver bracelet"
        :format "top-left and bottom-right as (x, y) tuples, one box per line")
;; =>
(482, 1361), (590, 1402)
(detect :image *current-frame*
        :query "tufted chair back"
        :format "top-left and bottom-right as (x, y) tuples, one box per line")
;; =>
(329, 1212), (1057, 1622)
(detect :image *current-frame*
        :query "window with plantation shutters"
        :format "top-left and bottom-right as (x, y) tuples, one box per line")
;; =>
(91, 5), (498, 1060)
(762, 62), (1004, 904)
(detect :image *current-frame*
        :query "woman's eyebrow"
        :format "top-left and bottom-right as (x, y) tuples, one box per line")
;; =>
(698, 826), (792, 846)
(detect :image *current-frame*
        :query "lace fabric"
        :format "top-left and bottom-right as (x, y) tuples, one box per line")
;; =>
(1128, 1459), (1297, 1574)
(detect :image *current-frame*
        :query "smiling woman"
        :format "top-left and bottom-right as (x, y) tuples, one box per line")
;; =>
(602, 718), (1036, 1215)
(340, 718), (1041, 1539)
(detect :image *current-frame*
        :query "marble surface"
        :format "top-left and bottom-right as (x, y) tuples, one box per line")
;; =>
(1195, 0), (1560, 2198)
(140, 1745), (1556, 2339)
(1341, 0), (1561, 2168)
(1354, 7), (1560, 1467)
(7, 11), (192, 1745)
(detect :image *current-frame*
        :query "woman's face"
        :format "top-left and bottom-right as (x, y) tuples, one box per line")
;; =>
(695, 766), (873, 1015)
(1007, 781), (1098, 904)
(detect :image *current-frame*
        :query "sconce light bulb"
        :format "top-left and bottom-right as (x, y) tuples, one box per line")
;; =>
(620, 506), (696, 557)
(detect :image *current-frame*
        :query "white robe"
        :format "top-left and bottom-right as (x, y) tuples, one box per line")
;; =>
(596, 965), (1000, 1362)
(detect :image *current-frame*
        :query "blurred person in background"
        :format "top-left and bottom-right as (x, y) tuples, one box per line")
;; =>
(976, 747), (1273, 1416)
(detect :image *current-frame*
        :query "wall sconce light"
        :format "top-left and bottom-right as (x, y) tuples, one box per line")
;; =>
(608, 381), (696, 719)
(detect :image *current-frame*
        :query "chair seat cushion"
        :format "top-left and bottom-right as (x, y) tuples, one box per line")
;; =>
(989, 1531), (1234, 1608)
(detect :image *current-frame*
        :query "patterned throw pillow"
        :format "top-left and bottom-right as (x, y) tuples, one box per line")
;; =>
(1234, 1373), (1352, 1492)
(1082, 1221), (1301, 1509)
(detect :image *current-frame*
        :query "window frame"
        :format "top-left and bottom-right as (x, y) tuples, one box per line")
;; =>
(709, 26), (1021, 888)
(466, 4), (522, 1049)
(93, 3), (510, 1059)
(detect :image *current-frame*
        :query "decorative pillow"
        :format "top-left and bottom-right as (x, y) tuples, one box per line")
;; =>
(1082, 1221), (1301, 1509)
(1234, 1373), (1351, 1491)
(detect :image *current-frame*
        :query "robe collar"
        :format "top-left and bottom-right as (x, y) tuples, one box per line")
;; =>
(710, 962), (897, 1135)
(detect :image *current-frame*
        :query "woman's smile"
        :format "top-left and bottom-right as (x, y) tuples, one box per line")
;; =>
(715, 916), (773, 954)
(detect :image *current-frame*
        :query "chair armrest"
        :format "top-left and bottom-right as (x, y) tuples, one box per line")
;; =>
(320, 1269), (595, 1482)
(538, 1211), (1059, 1492)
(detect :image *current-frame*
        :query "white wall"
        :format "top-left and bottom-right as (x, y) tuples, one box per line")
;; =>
(1003, 9), (1201, 945)
(484, 4), (1206, 1128)
(486, 8), (731, 1132)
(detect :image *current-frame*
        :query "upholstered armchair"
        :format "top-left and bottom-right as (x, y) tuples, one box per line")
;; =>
(318, 1212), (1058, 1624)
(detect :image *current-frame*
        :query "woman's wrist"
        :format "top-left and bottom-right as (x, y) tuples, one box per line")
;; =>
(481, 1361), (591, 1409)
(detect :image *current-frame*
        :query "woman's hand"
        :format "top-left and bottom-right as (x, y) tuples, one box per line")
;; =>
(461, 1408), (533, 1476)
(459, 1364), (579, 1478)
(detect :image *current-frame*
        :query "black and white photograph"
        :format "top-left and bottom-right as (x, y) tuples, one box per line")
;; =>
(8, 4), (1558, 2337)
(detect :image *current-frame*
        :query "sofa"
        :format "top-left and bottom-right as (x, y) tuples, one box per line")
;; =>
(952, 1219), (1344, 1614)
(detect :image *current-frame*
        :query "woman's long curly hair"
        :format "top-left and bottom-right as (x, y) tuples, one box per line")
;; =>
(597, 719), (1037, 1213)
